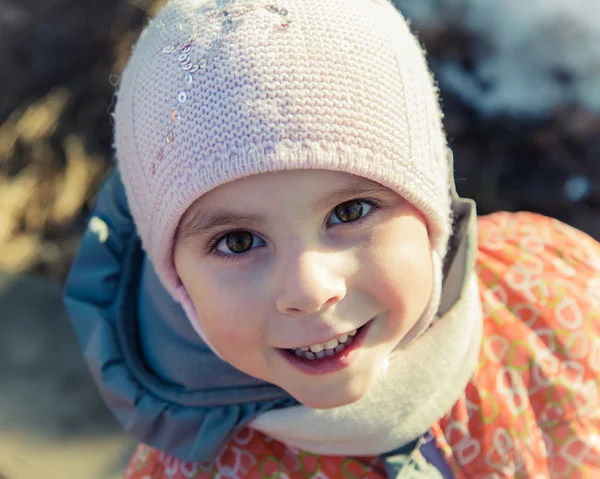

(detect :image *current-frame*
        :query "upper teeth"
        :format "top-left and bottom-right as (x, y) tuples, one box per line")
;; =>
(299, 329), (357, 353)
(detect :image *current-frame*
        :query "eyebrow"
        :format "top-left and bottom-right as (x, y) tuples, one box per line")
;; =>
(177, 209), (267, 244)
(177, 177), (390, 243)
(310, 179), (389, 214)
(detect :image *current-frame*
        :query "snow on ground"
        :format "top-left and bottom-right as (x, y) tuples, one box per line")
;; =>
(394, 0), (600, 117)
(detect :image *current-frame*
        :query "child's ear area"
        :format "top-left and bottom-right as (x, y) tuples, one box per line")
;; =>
(396, 197), (437, 252)
(172, 209), (199, 281)
(174, 204), (197, 249)
(172, 236), (187, 287)
(173, 194), (208, 253)
(171, 225), (188, 277)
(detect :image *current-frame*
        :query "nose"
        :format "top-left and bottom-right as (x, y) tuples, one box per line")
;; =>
(274, 249), (346, 316)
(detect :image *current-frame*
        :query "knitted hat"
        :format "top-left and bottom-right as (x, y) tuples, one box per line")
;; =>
(114, 0), (452, 345)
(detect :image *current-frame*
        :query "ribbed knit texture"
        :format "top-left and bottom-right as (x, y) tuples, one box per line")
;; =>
(114, 0), (451, 308)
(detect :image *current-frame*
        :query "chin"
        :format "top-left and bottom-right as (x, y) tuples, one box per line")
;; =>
(288, 380), (373, 410)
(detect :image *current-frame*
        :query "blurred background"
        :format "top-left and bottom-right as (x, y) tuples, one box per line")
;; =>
(0, 0), (599, 477)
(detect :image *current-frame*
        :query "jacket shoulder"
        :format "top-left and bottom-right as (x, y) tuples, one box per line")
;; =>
(477, 211), (600, 279)
(433, 211), (600, 478)
(475, 211), (600, 343)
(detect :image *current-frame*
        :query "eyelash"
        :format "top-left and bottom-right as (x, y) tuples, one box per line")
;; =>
(205, 229), (264, 262)
(205, 198), (380, 262)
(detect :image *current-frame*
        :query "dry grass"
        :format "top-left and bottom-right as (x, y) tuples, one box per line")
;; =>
(0, 0), (165, 282)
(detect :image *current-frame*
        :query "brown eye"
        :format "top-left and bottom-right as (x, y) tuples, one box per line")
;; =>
(333, 200), (365, 223)
(213, 230), (266, 257)
(224, 231), (253, 254)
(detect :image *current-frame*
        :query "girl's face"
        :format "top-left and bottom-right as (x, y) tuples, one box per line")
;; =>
(174, 170), (433, 409)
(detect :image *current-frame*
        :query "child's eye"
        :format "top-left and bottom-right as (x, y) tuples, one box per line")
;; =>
(214, 230), (266, 255)
(327, 199), (375, 226)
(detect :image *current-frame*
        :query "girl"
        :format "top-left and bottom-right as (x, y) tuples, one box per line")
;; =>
(63, 0), (600, 477)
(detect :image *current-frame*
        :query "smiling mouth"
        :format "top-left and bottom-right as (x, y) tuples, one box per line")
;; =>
(278, 320), (372, 375)
(287, 327), (361, 360)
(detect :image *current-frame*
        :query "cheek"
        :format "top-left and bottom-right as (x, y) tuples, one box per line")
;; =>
(359, 216), (434, 325)
(175, 251), (267, 352)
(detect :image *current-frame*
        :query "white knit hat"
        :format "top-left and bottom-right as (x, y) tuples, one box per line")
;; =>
(114, 0), (452, 345)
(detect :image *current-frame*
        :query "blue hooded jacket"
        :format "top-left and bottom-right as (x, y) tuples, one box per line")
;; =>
(63, 162), (472, 475)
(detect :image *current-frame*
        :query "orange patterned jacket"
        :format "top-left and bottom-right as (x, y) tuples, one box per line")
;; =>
(124, 212), (600, 479)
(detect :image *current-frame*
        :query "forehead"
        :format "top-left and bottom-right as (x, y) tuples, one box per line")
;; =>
(190, 170), (390, 209)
